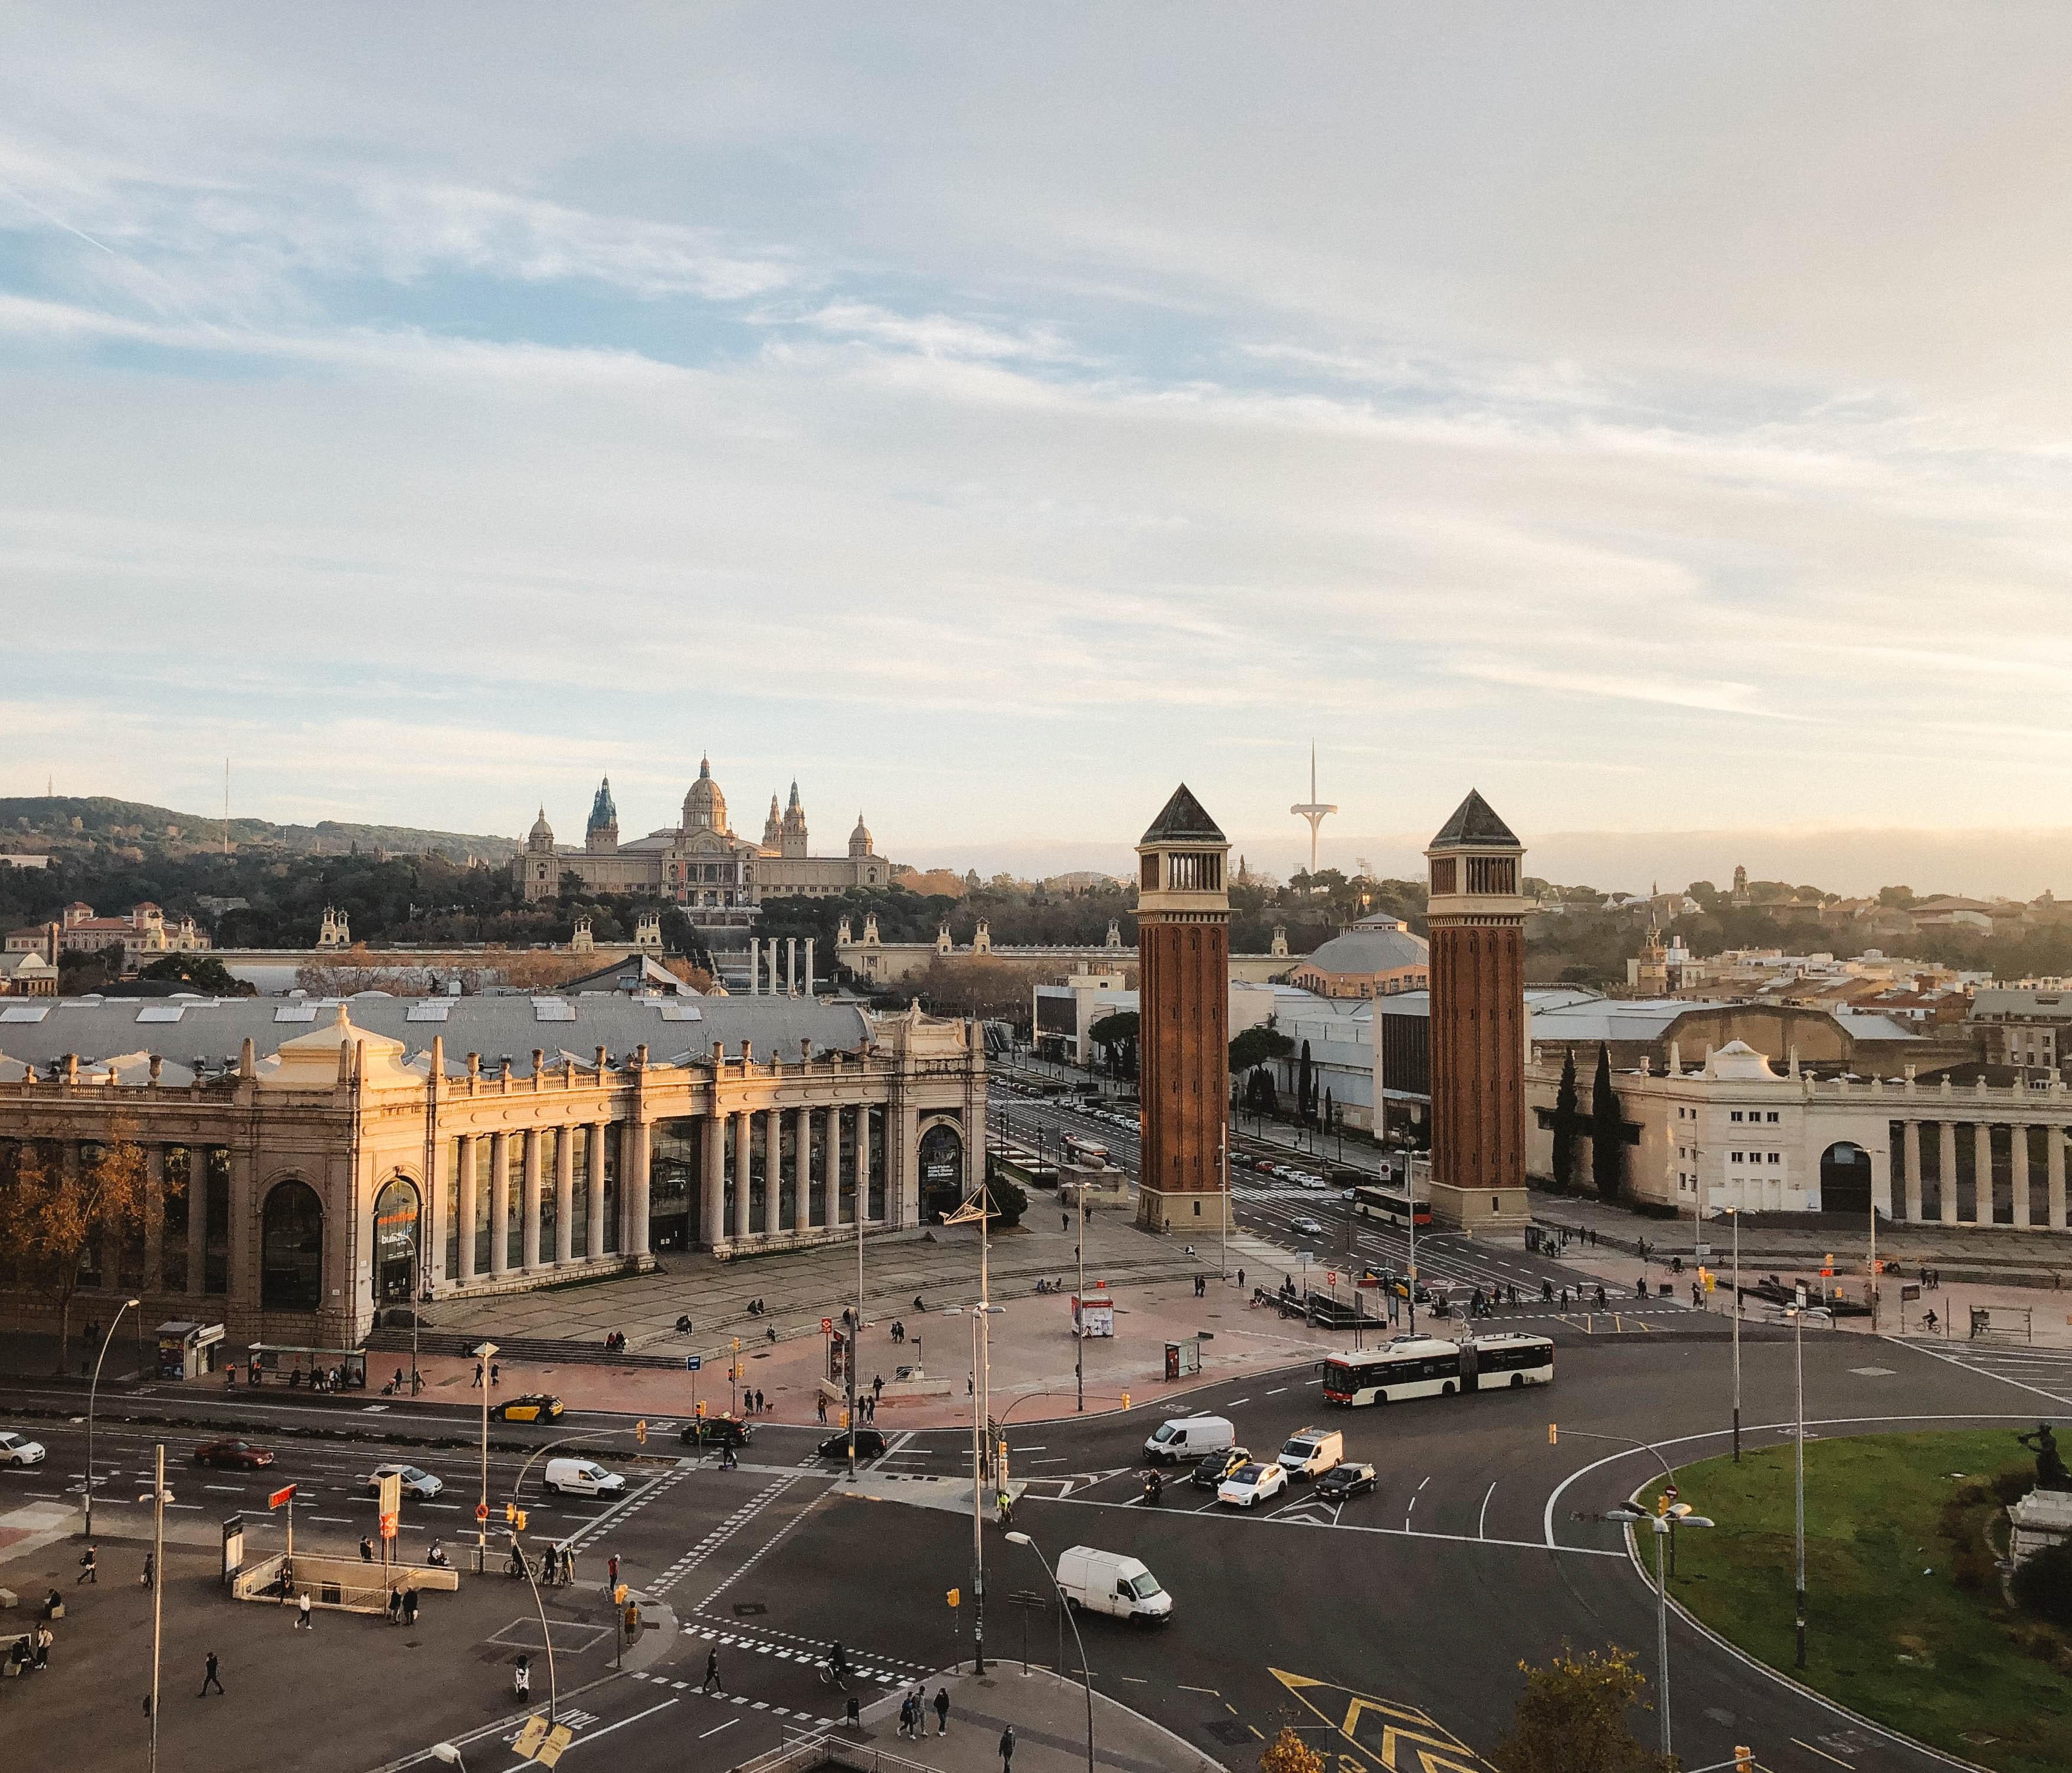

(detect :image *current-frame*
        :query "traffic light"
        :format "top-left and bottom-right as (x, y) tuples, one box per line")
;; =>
(1734, 1750), (1753, 1772)
(1548, 1424), (1557, 1445)
(1657, 1491), (1671, 1517)
(696, 1399), (706, 1418)
(503, 1502), (517, 1524)
(513, 1508), (528, 1532)
(635, 1419), (647, 1445)
(947, 1588), (960, 1609)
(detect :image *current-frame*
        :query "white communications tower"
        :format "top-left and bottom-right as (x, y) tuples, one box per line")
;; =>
(1289, 742), (1338, 874)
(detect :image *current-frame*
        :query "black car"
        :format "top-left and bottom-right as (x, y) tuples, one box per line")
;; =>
(1315, 1461), (1377, 1502)
(679, 1414), (754, 1449)
(819, 1428), (888, 1460)
(1189, 1446), (1250, 1490)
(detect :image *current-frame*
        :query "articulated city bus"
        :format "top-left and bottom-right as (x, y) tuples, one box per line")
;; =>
(1349, 1184), (1431, 1229)
(1320, 1331), (1554, 1405)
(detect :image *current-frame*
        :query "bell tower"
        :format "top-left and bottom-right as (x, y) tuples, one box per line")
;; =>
(1134, 784), (1233, 1235)
(1424, 790), (1529, 1200)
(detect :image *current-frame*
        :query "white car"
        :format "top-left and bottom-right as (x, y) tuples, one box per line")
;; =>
(0, 1431), (46, 1468)
(1289, 1216), (1325, 1238)
(1217, 1461), (1289, 1509)
(364, 1463), (443, 1500)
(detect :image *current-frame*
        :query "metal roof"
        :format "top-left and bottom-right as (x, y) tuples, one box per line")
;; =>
(1139, 783), (1225, 845)
(1428, 789), (1520, 850)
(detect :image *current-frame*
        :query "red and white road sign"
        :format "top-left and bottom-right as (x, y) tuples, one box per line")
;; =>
(474, 1501), (490, 1523)
(1665, 1483), (1680, 1502)
(267, 1484), (296, 1510)
(821, 1317), (834, 1334)
(379, 1511), (398, 1540)
(1327, 1271), (1338, 1287)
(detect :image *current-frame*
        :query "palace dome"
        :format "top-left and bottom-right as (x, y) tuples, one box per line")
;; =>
(849, 812), (873, 858)
(682, 755), (728, 834)
(527, 806), (555, 851)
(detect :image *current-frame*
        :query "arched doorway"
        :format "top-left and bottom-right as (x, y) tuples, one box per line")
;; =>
(918, 1121), (965, 1222)
(261, 1180), (325, 1312)
(1819, 1141), (1873, 1216)
(372, 1175), (422, 1306)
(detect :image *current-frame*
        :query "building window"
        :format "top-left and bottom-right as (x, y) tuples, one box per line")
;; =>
(260, 1179), (325, 1312)
(1730, 1111), (1743, 1122)
(372, 1175), (421, 1305)
(162, 1145), (191, 1292)
(204, 1147), (231, 1295)
(1766, 1112), (1780, 1123)
(1464, 856), (1517, 895)
(1429, 858), (1457, 896)
(1731, 1151), (1744, 1164)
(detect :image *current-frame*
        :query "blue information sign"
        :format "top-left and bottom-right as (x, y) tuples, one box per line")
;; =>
(686, 1354), (703, 1372)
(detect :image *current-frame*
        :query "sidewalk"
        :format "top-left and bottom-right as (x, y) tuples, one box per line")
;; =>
(746, 1666), (1222, 1773)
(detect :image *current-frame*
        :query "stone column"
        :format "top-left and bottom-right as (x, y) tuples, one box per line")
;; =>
(521, 1130), (544, 1271)
(2050, 1131), (2068, 1232)
(764, 1107), (783, 1235)
(794, 1104), (813, 1233)
(143, 1146), (165, 1297)
(2012, 1124), (2033, 1229)
(588, 1122), (609, 1261)
(554, 1127), (576, 1264)
(227, 1145), (256, 1323)
(457, 1134), (479, 1284)
(1938, 1121), (1958, 1225)
(1901, 1120), (1923, 1224)
(489, 1131), (511, 1274)
(186, 1152), (207, 1298)
(824, 1104), (842, 1230)
(858, 1104), (873, 1223)
(897, 1102), (920, 1229)
(732, 1110), (752, 1242)
(1973, 1122), (1995, 1226)
(701, 1110), (724, 1249)
(628, 1120), (653, 1256)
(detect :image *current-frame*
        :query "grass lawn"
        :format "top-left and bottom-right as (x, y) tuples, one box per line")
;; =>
(1641, 1431), (2072, 1773)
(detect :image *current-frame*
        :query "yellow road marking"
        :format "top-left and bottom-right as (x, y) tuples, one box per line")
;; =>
(1792, 1739), (1855, 1769)
(1270, 1669), (1494, 1771)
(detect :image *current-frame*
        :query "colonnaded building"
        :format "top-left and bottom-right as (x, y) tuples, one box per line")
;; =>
(0, 992), (984, 1351)
(514, 760), (887, 932)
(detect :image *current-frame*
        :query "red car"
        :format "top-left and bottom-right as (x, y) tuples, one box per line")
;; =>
(191, 1438), (275, 1470)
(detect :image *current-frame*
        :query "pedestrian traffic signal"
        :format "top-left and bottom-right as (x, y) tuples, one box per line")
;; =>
(1548, 1424), (1557, 1445)
(634, 1419), (647, 1445)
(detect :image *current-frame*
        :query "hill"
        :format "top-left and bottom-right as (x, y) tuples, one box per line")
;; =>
(0, 796), (518, 865)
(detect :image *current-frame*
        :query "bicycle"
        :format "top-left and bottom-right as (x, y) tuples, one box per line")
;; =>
(819, 1661), (852, 1692)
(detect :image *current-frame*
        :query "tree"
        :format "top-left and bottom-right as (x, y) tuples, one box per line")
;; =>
(1552, 1048), (1580, 1191)
(1590, 1043), (1625, 1202)
(0, 1123), (153, 1375)
(1258, 1726), (1325, 1773)
(1297, 1040), (1314, 1123)
(980, 1166), (1028, 1228)
(1494, 1642), (1672, 1773)
(1243, 1068), (1278, 1114)
(138, 953), (251, 995)
(1229, 1025), (1294, 1074)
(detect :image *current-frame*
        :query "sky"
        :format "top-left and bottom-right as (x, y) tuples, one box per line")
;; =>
(5, 7), (2072, 896)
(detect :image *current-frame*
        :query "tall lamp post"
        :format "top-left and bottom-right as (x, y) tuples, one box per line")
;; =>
(472, 1339), (498, 1574)
(1004, 1530), (1095, 1773)
(1606, 1503), (1714, 1765)
(1788, 1293), (1832, 1669)
(1706, 1205), (1743, 1462)
(84, 1296), (142, 1539)
(138, 1442), (171, 1773)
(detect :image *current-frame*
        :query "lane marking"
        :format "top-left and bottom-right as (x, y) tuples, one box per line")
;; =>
(698, 1720), (738, 1739)
(1792, 1741), (1854, 1769)
(1037, 1490), (1619, 1555)
(1477, 1483), (1495, 1540)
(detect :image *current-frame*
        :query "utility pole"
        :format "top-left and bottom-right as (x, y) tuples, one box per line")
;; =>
(146, 1442), (166, 1773)
(474, 1340), (497, 1574)
(1075, 1185), (1086, 1412)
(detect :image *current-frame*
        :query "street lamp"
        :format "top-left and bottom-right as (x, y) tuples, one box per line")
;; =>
(1788, 1294), (1833, 1669)
(472, 1340), (499, 1574)
(1606, 1503), (1714, 1764)
(137, 1442), (171, 1773)
(1004, 1531), (1095, 1773)
(1705, 1205), (1743, 1462)
(84, 1296), (142, 1538)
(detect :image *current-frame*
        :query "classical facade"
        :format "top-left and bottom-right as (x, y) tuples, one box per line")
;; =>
(1423, 791), (1533, 1234)
(1134, 784), (1233, 1235)
(0, 992), (984, 1350)
(5, 902), (210, 969)
(1525, 1038), (2072, 1232)
(515, 760), (887, 930)
(836, 912), (1289, 989)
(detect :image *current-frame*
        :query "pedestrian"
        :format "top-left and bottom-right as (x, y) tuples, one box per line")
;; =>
(359, 1536), (374, 1564)
(199, 1650), (224, 1696)
(703, 1646), (724, 1693)
(1237, 1268), (1245, 1290)
(296, 1591), (312, 1630)
(490, 1362), (501, 1387)
(607, 1552), (620, 1594)
(899, 1695), (915, 1739)
(514, 1655), (531, 1701)
(999, 1723), (1016, 1768)
(562, 1546), (577, 1588)
(140, 1552), (154, 1589)
(817, 1393), (827, 1425)
(387, 1588), (402, 1627)
(472, 1362), (483, 1388)
(1063, 1211), (1070, 1232)
(404, 1587), (419, 1626)
(934, 1686), (951, 1735)
(873, 1372), (883, 1402)
(77, 1544), (96, 1585)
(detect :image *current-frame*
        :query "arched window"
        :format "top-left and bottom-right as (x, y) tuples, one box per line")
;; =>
(918, 1122), (965, 1223)
(373, 1175), (423, 1304)
(261, 1179), (325, 1312)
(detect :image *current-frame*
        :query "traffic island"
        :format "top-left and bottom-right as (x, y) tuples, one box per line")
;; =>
(1640, 1431), (2072, 1773)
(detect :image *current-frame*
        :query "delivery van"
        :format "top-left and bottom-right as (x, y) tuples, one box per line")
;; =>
(1142, 1414), (1236, 1464)
(1276, 1427), (1344, 1480)
(543, 1457), (627, 1497)
(1055, 1546), (1173, 1622)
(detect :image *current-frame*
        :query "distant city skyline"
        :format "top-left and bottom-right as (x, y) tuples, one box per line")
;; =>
(6, 13), (2069, 885)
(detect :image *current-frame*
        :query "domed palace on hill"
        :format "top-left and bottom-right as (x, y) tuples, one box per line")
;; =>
(515, 758), (885, 931)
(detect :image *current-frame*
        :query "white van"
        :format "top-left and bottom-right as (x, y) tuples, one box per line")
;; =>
(1276, 1427), (1344, 1480)
(1143, 1415), (1236, 1465)
(1055, 1546), (1173, 1622)
(544, 1457), (627, 1498)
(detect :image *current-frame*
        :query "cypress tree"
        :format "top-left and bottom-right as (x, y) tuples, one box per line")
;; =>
(1552, 1048), (1580, 1192)
(1297, 1040), (1314, 1123)
(1590, 1042), (1625, 1201)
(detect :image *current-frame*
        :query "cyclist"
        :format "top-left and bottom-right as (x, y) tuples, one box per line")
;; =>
(824, 1641), (850, 1687)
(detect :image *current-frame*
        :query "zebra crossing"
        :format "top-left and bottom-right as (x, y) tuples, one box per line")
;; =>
(1896, 1336), (2072, 1406)
(648, 1474), (800, 1599)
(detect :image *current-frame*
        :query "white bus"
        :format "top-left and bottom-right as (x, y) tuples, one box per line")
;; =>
(1320, 1332), (1554, 1406)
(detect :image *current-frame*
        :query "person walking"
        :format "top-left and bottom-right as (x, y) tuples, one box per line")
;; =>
(999, 1723), (1016, 1768)
(1236, 1267), (1245, 1291)
(898, 1695), (915, 1740)
(199, 1650), (224, 1696)
(296, 1591), (312, 1630)
(76, 1544), (96, 1585)
(472, 1361), (483, 1388)
(607, 1552), (620, 1594)
(387, 1588), (402, 1627)
(359, 1536), (374, 1564)
(872, 1373), (884, 1404)
(934, 1686), (951, 1735)
(140, 1552), (154, 1590)
(404, 1587), (419, 1626)
(816, 1393), (827, 1426)
(702, 1647), (723, 1693)
(514, 1654), (531, 1701)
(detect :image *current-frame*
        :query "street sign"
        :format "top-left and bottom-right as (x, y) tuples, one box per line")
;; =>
(1327, 1270), (1338, 1287)
(377, 1471), (401, 1516)
(685, 1354), (702, 1372)
(1665, 1483), (1679, 1502)
(474, 1500), (490, 1522)
(379, 1510), (398, 1540)
(821, 1318), (834, 1334)
(267, 1484), (296, 1510)
(513, 1716), (549, 1758)
(535, 1723), (575, 1769)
